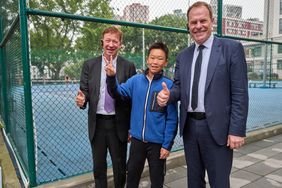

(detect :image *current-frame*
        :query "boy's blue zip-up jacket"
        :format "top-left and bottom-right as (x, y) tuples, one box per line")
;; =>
(107, 69), (178, 151)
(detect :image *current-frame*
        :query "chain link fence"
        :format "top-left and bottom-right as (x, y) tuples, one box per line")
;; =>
(1, 0), (282, 186)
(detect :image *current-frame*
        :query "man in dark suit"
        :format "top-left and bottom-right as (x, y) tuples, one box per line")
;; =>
(157, 1), (249, 188)
(76, 26), (136, 188)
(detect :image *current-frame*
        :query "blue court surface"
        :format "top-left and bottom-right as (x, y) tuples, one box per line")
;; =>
(29, 83), (282, 184)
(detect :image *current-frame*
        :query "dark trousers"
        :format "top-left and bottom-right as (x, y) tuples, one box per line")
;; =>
(91, 115), (127, 188)
(126, 137), (166, 188)
(183, 117), (233, 188)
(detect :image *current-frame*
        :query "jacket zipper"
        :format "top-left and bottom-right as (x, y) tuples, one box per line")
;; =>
(142, 77), (153, 142)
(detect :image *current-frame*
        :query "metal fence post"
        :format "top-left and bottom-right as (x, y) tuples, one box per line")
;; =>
(217, 0), (223, 36)
(0, 17), (10, 133)
(18, 0), (36, 186)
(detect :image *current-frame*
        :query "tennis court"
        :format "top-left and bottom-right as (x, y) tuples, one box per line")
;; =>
(19, 82), (282, 183)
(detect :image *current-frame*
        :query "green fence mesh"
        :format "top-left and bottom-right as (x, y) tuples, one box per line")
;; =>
(1, 0), (282, 186)
(5, 23), (29, 170)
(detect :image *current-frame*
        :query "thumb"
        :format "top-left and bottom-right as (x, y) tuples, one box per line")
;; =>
(162, 82), (169, 92)
(227, 136), (230, 146)
(78, 90), (84, 97)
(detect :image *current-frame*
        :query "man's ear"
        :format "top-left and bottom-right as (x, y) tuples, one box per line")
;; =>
(100, 40), (103, 46)
(186, 23), (190, 32)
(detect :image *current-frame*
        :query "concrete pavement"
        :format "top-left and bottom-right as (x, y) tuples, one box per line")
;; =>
(139, 133), (282, 188)
(0, 129), (21, 188)
(43, 125), (282, 188)
(2, 124), (282, 188)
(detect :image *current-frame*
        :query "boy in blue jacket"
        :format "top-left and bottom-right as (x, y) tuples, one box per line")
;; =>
(105, 42), (178, 188)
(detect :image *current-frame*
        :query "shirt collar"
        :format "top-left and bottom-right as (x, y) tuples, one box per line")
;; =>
(195, 34), (214, 50)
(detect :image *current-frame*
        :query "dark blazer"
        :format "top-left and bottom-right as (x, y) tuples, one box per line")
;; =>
(79, 55), (136, 142)
(169, 36), (249, 145)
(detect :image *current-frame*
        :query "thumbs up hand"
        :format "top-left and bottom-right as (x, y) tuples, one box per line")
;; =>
(157, 82), (170, 107)
(76, 90), (85, 107)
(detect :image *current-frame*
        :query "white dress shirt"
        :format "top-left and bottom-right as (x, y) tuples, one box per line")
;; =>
(96, 54), (117, 115)
(188, 35), (214, 112)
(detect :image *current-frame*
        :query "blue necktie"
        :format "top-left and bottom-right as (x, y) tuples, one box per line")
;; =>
(192, 45), (205, 111)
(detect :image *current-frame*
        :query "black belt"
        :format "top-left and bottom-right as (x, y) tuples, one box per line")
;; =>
(96, 114), (115, 119)
(188, 112), (206, 120)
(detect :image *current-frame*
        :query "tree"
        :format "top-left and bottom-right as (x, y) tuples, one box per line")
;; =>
(29, 0), (113, 79)
(121, 14), (188, 76)
(146, 14), (188, 68)
(0, 0), (18, 34)
(74, 0), (113, 51)
(63, 49), (98, 80)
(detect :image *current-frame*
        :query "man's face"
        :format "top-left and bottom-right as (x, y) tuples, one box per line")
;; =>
(188, 6), (213, 45)
(102, 32), (121, 60)
(147, 49), (167, 76)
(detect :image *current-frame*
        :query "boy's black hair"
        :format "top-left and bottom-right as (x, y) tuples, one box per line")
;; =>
(148, 42), (169, 60)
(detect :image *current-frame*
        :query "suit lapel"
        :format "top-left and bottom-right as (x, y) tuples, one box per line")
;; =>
(185, 45), (196, 98)
(116, 56), (124, 83)
(205, 37), (221, 91)
(93, 56), (102, 95)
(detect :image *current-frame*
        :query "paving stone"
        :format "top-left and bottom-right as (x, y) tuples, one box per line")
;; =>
(269, 168), (282, 176)
(230, 177), (251, 188)
(234, 150), (244, 158)
(242, 177), (282, 188)
(247, 153), (269, 160)
(165, 177), (187, 188)
(249, 147), (281, 158)
(233, 155), (262, 169)
(271, 134), (282, 142)
(263, 158), (282, 168)
(164, 166), (186, 184)
(265, 174), (282, 183)
(244, 161), (279, 176)
(139, 176), (151, 188)
(253, 139), (277, 148)
(231, 166), (240, 173)
(270, 143), (282, 152)
(271, 152), (282, 161)
(231, 170), (261, 183)
(236, 143), (263, 155)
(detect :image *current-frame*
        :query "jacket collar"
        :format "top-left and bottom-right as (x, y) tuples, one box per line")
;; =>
(144, 68), (163, 80)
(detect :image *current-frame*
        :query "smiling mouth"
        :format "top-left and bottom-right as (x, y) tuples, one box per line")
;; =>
(151, 66), (159, 69)
(106, 49), (115, 53)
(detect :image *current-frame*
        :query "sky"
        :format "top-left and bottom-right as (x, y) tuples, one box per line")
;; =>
(110, 0), (265, 21)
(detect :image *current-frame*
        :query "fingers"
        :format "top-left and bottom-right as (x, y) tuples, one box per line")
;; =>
(104, 55), (116, 76)
(127, 133), (132, 143)
(227, 135), (245, 149)
(104, 55), (113, 65)
(157, 82), (170, 107)
(160, 148), (170, 159)
(76, 90), (85, 107)
(77, 90), (84, 97)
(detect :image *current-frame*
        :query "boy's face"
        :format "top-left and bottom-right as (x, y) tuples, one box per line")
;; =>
(147, 49), (168, 76)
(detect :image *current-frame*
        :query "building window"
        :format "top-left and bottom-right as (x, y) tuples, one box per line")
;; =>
(252, 46), (262, 57)
(278, 60), (282, 70)
(280, 19), (282, 34)
(278, 45), (282, 54)
(280, 0), (282, 14)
